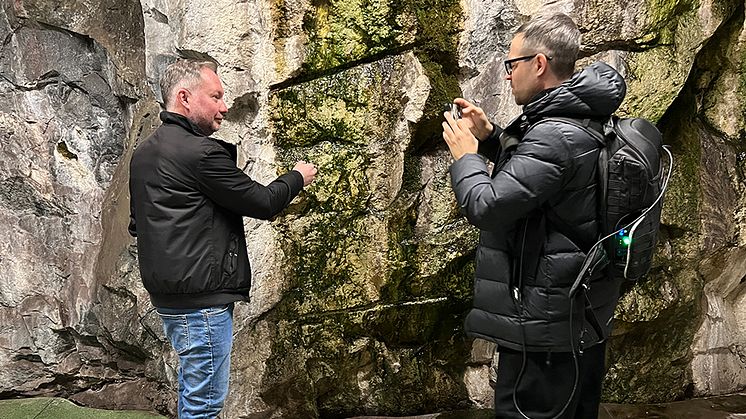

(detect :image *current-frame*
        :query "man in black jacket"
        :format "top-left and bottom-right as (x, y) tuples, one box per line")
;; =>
(442, 13), (626, 419)
(129, 59), (317, 418)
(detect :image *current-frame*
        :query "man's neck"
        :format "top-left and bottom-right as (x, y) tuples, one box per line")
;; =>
(161, 111), (209, 137)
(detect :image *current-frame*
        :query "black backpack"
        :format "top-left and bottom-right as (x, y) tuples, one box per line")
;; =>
(544, 116), (673, 296)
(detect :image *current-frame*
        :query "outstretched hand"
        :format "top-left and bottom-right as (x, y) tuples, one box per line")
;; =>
(293, 161), (318, 187)
(442, 111), (478, 161)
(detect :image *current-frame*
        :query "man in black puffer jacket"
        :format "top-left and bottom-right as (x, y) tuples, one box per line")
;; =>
(129, 59), (317, 418)
(442, 13), (626, 419)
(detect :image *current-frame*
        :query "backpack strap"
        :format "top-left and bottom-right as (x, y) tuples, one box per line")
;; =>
(542, 117), (606, 144)
(525, 117), (606, 251)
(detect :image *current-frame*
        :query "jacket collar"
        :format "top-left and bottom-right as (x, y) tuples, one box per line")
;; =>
(159, 111), (237, 160)
(160, 111), (209, 137)
(522, 61), (626, 121)
(503, 62), (627, 138)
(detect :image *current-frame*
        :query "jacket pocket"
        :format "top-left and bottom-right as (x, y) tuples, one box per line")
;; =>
(222, 234), (238, 276)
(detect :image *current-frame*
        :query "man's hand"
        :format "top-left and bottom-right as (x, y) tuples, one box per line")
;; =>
(453, 98), (493, 141)
(293, 161), (318, 186)
(442, 111), (478, 161)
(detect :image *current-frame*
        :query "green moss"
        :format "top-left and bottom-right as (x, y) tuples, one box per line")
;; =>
(384, 194), (419, 302)
(662, 124), (700, 230)
(299, 0), (461, 75)
(56, 141), (79, 160)
(644, 0), (698, 33)
(620, 45), (698, 123)
(266, 1), (472, 413)
(407, 57), (462, 151)
(604, 270), (703, 403)
(267, 300), (472, 417)
(278, 212), (379, 316)
(621, 0), (730, 122)
(302, 0), (403, 72)
(259, 320), (320, 417)
(271, 78), (373, 148)
(0, 398), (167, 419)
(271, 0), (293, 75)
(272, 53), (432, 148)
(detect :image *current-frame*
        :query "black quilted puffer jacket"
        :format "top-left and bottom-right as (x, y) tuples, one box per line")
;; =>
(450, 62), (627, 351)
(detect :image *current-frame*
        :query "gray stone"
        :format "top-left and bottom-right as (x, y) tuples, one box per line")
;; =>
(3, 0), (746, 417)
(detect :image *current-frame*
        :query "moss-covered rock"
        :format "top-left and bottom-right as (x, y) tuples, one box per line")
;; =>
(263, 298), (473, 417)
(606, 1), (746, 404)
(297, 0), (462, 74)
(619, 0), (741, 122)
(258, 8), (477, 409)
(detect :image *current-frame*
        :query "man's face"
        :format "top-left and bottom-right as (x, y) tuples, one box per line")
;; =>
(505, 34), (541, 106)
(187, 68), (228, 135)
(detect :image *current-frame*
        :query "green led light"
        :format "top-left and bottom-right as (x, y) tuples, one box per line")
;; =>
(622, 236), (631, 246)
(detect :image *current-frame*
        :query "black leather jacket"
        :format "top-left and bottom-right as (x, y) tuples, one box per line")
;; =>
(129, 112), (303, 309)
(450, 62), (627, 351)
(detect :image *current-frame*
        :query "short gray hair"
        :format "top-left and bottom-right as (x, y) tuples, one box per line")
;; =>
(159, 59), (218, 109)
(515, 13), (580, 79)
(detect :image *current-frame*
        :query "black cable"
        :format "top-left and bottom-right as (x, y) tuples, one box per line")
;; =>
(511, 220), (580, 419)
(512, 295), (580, 419)
(509, 129), (676, 419)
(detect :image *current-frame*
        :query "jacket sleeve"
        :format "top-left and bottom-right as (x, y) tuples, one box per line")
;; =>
(449, 124), (571, 231)
(477, 124), (503, 163)
(195, 146), (304, 219)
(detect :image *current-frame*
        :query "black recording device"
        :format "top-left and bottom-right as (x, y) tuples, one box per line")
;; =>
(443, 103), (462, 120)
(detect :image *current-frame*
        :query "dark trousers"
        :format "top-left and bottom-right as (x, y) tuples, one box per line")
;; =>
(493, 342), (606, 419)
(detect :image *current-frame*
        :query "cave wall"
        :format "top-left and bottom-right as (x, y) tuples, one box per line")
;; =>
(1, 0), (745, 417)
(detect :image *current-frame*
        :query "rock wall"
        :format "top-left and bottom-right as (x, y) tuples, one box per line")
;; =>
(0, 0), (745, 417)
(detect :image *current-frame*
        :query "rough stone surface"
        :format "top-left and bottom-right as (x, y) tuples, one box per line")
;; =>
(2, 0), (746, 417)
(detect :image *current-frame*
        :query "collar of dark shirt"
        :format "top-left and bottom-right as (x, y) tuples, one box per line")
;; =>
(160, 111), (209, 137)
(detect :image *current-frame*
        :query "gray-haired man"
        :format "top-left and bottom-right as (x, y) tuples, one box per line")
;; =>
(129, 59), (317, 418)
(443, 13), (626, 418)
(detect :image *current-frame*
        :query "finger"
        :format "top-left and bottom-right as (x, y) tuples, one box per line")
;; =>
(443, 111), (453, 124)
(455, 99), (482, 117)
(453, 97), (471, 108)
(456, 119), (475, 139)
(442, 121), (454, 140)
(442, 129), (456, 146)
(442, 115), (453, 132)
(443, 112), (458, 133)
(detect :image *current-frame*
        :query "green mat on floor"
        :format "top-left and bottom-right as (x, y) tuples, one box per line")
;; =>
(0, 398), (166, 419)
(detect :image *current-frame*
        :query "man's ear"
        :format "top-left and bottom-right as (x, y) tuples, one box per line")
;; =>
(535, 53), (550, 77)
(176, 88), (190, 110)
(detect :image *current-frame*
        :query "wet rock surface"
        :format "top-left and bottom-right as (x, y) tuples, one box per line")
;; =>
(1, 0), (746, 417)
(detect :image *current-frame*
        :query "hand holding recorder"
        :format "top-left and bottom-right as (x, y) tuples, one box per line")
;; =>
(451, 98), (494, 141)
(442, 98), (493, 160)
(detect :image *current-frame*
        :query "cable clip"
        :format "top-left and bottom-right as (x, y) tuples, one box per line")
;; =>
(512, 287), (521, 302)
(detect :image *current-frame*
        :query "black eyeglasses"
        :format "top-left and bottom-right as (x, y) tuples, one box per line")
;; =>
(503, 54), (552, 75)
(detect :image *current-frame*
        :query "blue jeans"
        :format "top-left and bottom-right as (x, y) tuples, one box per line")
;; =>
(157, 304), (234, 419)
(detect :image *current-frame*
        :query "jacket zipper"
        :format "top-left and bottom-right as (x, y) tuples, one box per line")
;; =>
(226, 236), (238, 274)
(514, 219), (529, 302)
